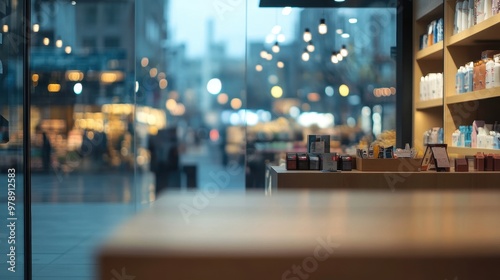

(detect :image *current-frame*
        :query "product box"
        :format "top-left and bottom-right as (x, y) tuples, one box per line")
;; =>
(355, 157), (422, 171)
(307, 135), (330, 154)
(321, 153), (338, 172)
(308, 153), (321, 170)
(339, 155), (353, 171)
(286, 153), (297, 170)
(297, 153), (309, 170)
(485, 154), (494, 171)
(475, 152), (485, 171)
(473, 60), (486, 91)
(455, 158), (469, 172)
(494, 154), (500, 171)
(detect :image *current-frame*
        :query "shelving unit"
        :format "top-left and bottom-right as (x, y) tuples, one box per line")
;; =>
(448, 146), (500, 156)
(414, 0), (500, 158)
(413, 0), (444, 155)
(446, 88), (500, 104)
(416, 41), (444, 60)
(443, 1), (500, 157)
(416, 98), (443, 109)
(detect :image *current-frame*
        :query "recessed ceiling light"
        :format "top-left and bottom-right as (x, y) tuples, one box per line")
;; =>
(349, 18), (358, 24)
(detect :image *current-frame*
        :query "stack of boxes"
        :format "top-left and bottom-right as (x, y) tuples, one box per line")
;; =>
(285, 135), (352, 172)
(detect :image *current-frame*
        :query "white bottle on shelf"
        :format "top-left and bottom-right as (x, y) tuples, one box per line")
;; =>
(455, 0), (463, 34)
(476, 0), (486, 23)
(429, 73), (437, 99)
(469, 0), (475, 27)
(462, 0), (470, 30)
(485, 0), (493, 20)
(493, 56), (500, 87)
(452, 130), (461, 147)
(420, 76), (425, 101)
(437, 73), (443, 98)
(426, 75), (431, 100)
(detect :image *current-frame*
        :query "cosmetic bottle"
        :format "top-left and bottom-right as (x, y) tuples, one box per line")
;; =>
(429, 73), (437, 99)
(493, 56), (500, 88)
(424, 75), (430, 100)
(420, 76), (425, 100)
(485, 0), (492, 20)
(465, 62), (474, 92)
(462, 0), (470, 30)
(437, 73), (444, 97)
(456, 67), (466, 94)
(486, 58), (495, 89)
(493, 0), (500, 15)
(469, 0), (475, 27)
(455, 0), (462, 34)
(452, 130), (460, 147)
(476, 0), (486, 23)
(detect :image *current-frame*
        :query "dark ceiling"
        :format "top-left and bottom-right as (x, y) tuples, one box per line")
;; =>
(259, 0), (397, 8)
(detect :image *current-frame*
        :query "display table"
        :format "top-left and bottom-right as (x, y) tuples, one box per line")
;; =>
(267, 165), (500, 190)
(98, 190), (500, 280)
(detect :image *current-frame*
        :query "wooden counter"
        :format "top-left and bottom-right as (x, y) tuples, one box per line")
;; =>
(98, 189), (500, 280)
(267, 165), (500, 190)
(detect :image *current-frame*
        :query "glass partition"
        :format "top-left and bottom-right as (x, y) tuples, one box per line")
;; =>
(30, 0), (139, 279)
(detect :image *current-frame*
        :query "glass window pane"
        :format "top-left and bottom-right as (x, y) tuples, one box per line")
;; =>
(138, 0), (247, 197)
(246, 3), (396, 185)
(30, 1), (141, 278)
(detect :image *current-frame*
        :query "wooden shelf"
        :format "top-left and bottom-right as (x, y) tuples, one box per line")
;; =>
(448, 146), (500, 156)
(446, 88), (500, 104)
(416, 98), (443, 109)
(416, 41), (444, 60)
(415, 0), (444, 22)
(448, 13), (500, 46)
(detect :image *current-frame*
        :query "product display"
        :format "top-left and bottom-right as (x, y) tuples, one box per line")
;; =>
(452, 120), (499, 149)
(420, 73), (443, 100)
(423, 127), (444, 146)
(307, 135), (330, 153)
(285, 134), (340, 171)
(455, 50), (500, 93)
(419, 18), (443, 50)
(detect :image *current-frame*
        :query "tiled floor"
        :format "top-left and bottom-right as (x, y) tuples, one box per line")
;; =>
(32, 203), (136, 279)
(2, 144), (246, 279)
